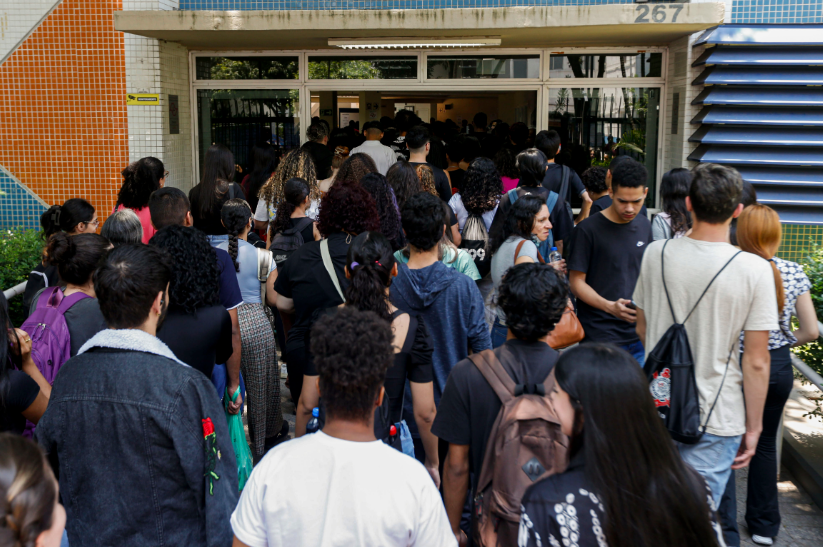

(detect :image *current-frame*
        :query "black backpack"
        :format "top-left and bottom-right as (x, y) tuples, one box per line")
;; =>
(644, 240), (741, 445)
(460, 213), (492, 277)
(270, 217), (314, 268)
(555, 165), (575, 229)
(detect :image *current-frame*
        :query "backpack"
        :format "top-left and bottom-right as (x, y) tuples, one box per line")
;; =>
(554, 165), (575, 231)
(460, 213), (492, 278)
(270, 217), (314, 268)
(507, 188), (557, 258)
(644, 240), (742, 445)
(469, 348), (568, 547)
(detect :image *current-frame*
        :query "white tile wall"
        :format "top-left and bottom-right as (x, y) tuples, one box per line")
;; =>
(160, 41), (193, 191)
(0, 0), (61, 63)
(663, 35), (704, 172)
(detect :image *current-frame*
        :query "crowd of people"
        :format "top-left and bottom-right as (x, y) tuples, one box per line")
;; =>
(0, 108), (819, 547)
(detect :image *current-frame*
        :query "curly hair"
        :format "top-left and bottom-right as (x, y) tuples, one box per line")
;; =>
(387, 161), (422, 209)
(489, 194), (544, 255)
(45, 232), (111, 286)
(310, 307), (393, 422)
(259, 148), (318, 212)
(334, 153), (377, 187)
(359, 173), (402, 243)
(494, 147), (519, 179)
(401, 192), (446, 251)
(345, 232), (396, 323)
(412, 164), (437, 197)
(581, 166), (608, 195)
(461, 157), (502, 214)
(317, 181), (381, 238)
(220, 199), (253, 272)
(0, 434), (58, 547)
(497, 263), (567, 341)
(117, 156), (165, 209)
(270, 178), (310, 238)
(149, 225), (220, 315)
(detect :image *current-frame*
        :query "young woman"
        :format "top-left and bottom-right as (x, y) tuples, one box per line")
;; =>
(269, 177), (321, 257)
(188, 144), (243, 239)
(256, 148), (319, 234)
(115, 156), (166, 243)
(334, 152), (378, 186)
(448, 157), (502, 234)
(318, 146), (349, 195)
(293, 232), (441, 485)
(0, 434), (66, 547)
(415, 164), (439, 197)
(519, 344), (725, 547)
(387, 160), (423, 210)
(729, 181), (758, 246)
(221, 199), (284, 461)
(360, 172), (404, 251)
(652, 168), (692, 241)
(732, 204), (819, 546)
(101, 208), (143, 246)
(24, 198), (98, 314)
(494, 147), (520, 193)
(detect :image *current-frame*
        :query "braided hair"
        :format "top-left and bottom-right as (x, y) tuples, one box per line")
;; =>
(270, 178), (310, 239)
(259, 149), (318, 213)
(220, 199), (253, 272)
(345, 232), (396, 323)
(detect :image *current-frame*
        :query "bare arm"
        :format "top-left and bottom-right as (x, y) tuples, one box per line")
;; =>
(792, 292), (819, 347)
(555, 240), (564, 255)
(451, 224), (462, 247)
(254, 219), (268, 232)
(12, 329), (51, 398)
(443, 444), (470, 546)
(410, 381), (440, 488)
(636, 307), (647, 347)
(233, 536), (251, 547)
(734, 330), (770, 469)
(226, 308), (243, 414)
(575, 192), (593, 225)
(276, 294), (295, 315)
(295, 376), (320, 437)
(265, 270), (278, 307)
(21, 392), (49, 425)
(569, 270), (636, 323)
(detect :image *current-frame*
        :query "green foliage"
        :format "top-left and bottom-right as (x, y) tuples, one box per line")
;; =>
(793, 242), (823, 419)
(0, 228), (43, 327)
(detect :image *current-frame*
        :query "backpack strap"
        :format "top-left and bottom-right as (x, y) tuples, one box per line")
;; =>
(57, 291), (91, 314)
(546, 190), (559, 215)
(682, 251), (743, 324)
(514, 239), (526, 264)
(38, 286), (62, 309)
(256, 247), (273, 283)
(289, 216), (314, 234)
(507, 188), (519, 206)
(558, 165), (571, 205)
(320, 239), (345, 302)
(469, 349), (515, 404)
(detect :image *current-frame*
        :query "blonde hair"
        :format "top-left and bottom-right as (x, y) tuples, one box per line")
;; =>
(415, 164), (438, 197)
(737, 204), (784, 315)
(259, 149), (319, 210)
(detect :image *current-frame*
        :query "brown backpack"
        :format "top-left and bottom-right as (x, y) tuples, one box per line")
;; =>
(469, 348), (569, 547)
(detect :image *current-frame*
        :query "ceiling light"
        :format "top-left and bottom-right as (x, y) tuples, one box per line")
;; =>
(328, 37), (501, 49)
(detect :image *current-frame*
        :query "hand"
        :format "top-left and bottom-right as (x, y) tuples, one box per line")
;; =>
(9, 329), (32, 360)
(732, 430), (761, 469)
(455, 529), (468, 547)
(549, 258), (567, 274)
(610, 299), (637, 323)
(425, 459), (441, 489)
(227, 383), (243, 415)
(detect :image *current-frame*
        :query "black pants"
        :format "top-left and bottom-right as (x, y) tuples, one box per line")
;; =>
(719, 345), (794, 544)
(284, 344), (307, 409)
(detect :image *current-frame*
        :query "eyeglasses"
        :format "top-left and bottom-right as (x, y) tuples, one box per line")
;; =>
(88, 219), (100, 227)
(163, 170), (170, 178)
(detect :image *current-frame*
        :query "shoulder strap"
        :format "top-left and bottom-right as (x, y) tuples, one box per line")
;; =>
(546, 190), (559, 214)
(38, 286), (62, 309)
(559, 165), (571, 201)
(256, 247), (272, 283)
(293, 216), (314, 232)
(683, 251), (743, 324)
(507, 188), (519, 206)
(56, 291), (91, 314)
(514, 239), (526, 264)
(469, 349), (515, 404)
(320, 239), (345, 301)
(401, 314), (418, 354)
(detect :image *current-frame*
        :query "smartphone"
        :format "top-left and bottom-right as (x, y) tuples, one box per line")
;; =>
(626, 301), (637, 310)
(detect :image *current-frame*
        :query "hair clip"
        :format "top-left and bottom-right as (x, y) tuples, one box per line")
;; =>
(350, 261), (359, 268)
(375, 260), (383, 267)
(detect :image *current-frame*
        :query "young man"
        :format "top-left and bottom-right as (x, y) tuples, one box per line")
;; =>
(231, 308), (455, 547)
(37, 244), (238, 547)
(300, 121), (334, 179)
(434, 263), (568, 546)
(149, 187), (243, 412)
(589, 155), (648, 217)
(350, 120), (398, 175)
(535, 129), (591, 208)
(634, 163), (775, 506)
(406, 125), (452, 202)
(568, 157), (652, 364)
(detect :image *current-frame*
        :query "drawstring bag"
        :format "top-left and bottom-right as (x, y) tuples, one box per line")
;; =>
(224, 386), (253, 491)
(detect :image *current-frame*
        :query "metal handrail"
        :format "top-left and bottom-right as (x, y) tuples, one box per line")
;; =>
(3, 281), (26, 301)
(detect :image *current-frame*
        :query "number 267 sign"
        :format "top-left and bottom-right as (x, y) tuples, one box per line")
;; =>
(634, 4), (684, 23)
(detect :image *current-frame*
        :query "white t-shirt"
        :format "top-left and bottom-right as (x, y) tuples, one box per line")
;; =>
(254, 198), (320, 223)
(231, 431), (456, 547)
(448, 193), (498, 233)
(350, 140), (398, 176)
(633, 237), (779, 437)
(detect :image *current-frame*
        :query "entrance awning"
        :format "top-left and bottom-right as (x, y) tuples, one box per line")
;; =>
(114, 5), (724, 49)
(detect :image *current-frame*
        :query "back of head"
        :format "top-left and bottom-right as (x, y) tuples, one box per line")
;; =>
(336, 153), (377, 185)
(534, 130), (561, 160)
(493, 147), (519, 179)
(247, 143), (280, 211)
(473, 112), (488, 130)
(118, 157), (165, 209)
(608, 154), (630, 174)
(0, 433), (58, 547)
(317, 182), (381, 238)
(394, 109), (418, 133)
(345, 232), (396, 322)
(310, 307), (393, 422)
(94, 244), (172, 329)
(363, 121), (383, 139)
(426, 138), (448, 170)
(461, 157), (502, 214)
(306, 122), (329, 143)
(405, 126), (431, 152)
(150, 225), (220, 314)
(386, 160), (422, 209)
(516, 148), (548, 187)
(195, 143), (235, 217)
(497, 263), (566, 341)
(271, 177), (311, 237)
(359, 173), (401, 241)
(462, 136), (482, 163)
(581, 166), (607, 194)
(737, 204), (784, 314)
(660, 168), (692, 234)
(101, 209), (143, 247)
(149, 187), (190, 230)
(689, 163), (743, 224)
(414, 164), (438, 197)
(220, 199), (253, 272)
(446, 135), (467, 164)
(509, 122), (529, 147)
(555, 343), (720, 547)
(401, 191), (445, 251)
(45, 232), (110, 286)
(611, 157), (647, 191)
(261, 148), (317, 209)
(40, 198), (95, 237)
(741, 180), (758, 208)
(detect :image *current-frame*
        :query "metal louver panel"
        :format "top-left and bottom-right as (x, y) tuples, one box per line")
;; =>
(690, 25), (823, 223)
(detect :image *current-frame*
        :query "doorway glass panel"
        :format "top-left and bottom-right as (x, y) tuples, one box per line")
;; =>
(549, 53), (663, 79)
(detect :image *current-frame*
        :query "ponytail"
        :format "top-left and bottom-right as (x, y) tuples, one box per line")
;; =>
(39, 198), (95, 238)
(344, 232), (396, 323)
(220, 198), (253, 273)
(737, 204), (784, 315)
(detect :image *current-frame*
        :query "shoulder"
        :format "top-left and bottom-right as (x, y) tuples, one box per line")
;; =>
(448, 193), (462, 208)
(523, 468), (590, 507)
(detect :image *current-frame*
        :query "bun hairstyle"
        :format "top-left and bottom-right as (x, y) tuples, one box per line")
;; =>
(345, 232), (396, 323)
(270, 178), (310, 239)
(39, 198), (95, 237)
(117, 156), (165, 209)
(736, 204), (785, 315)
(0, 434), (58, 547)
(45, 232), (111, 286)
(220, 198), (253, 272)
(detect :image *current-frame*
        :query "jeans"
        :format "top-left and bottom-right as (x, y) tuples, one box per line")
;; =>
(491, 317), (508, 349)
(617, 340), (645, 367)
(678, 432), (743, 508)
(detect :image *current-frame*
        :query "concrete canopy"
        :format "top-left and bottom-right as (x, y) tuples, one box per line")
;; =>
(114, 5), (724, 49)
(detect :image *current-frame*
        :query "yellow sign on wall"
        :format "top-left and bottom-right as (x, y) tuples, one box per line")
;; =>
(127, 93), (159, 106)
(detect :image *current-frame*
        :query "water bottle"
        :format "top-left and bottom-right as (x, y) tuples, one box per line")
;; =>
(306, 407), (321, 434)
(548, 246), (563, 264)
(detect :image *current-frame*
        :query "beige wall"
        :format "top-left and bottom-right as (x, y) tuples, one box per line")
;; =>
(436, 98), (499, 124)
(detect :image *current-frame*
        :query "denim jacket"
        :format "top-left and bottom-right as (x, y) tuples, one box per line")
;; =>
(37, 329), (239, 547)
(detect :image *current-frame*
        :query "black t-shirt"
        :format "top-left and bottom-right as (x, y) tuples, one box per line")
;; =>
(432, 340), (559, 491)
(287, 217), (316, 245)
(301, 141), (334, 180)
(567, 212), (652, 344)
(189, 182), (244, 236)
(448, 168), (466, 194)
(157, 305), (233, 379)
(29, 289), (107, 357)
(542, 163), (585, 205)
(0, 370), (40, 434)
(490, 185), (574, 246)
(23, 264), (59, 320)
(410, 162), (452, 203)
(590, 194), (648, 217)
(273, 232), (350, 353)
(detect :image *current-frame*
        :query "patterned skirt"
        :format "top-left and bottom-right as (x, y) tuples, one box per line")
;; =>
(237, 303), (282, 458)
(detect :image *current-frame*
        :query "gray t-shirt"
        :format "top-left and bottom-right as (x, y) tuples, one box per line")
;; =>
(490, 236), (539, 325)
(29, 288), (107, 357)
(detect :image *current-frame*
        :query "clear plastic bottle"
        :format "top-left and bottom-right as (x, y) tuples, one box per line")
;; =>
(548, 246), (563, 264)
(306, 407), (321, 434)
